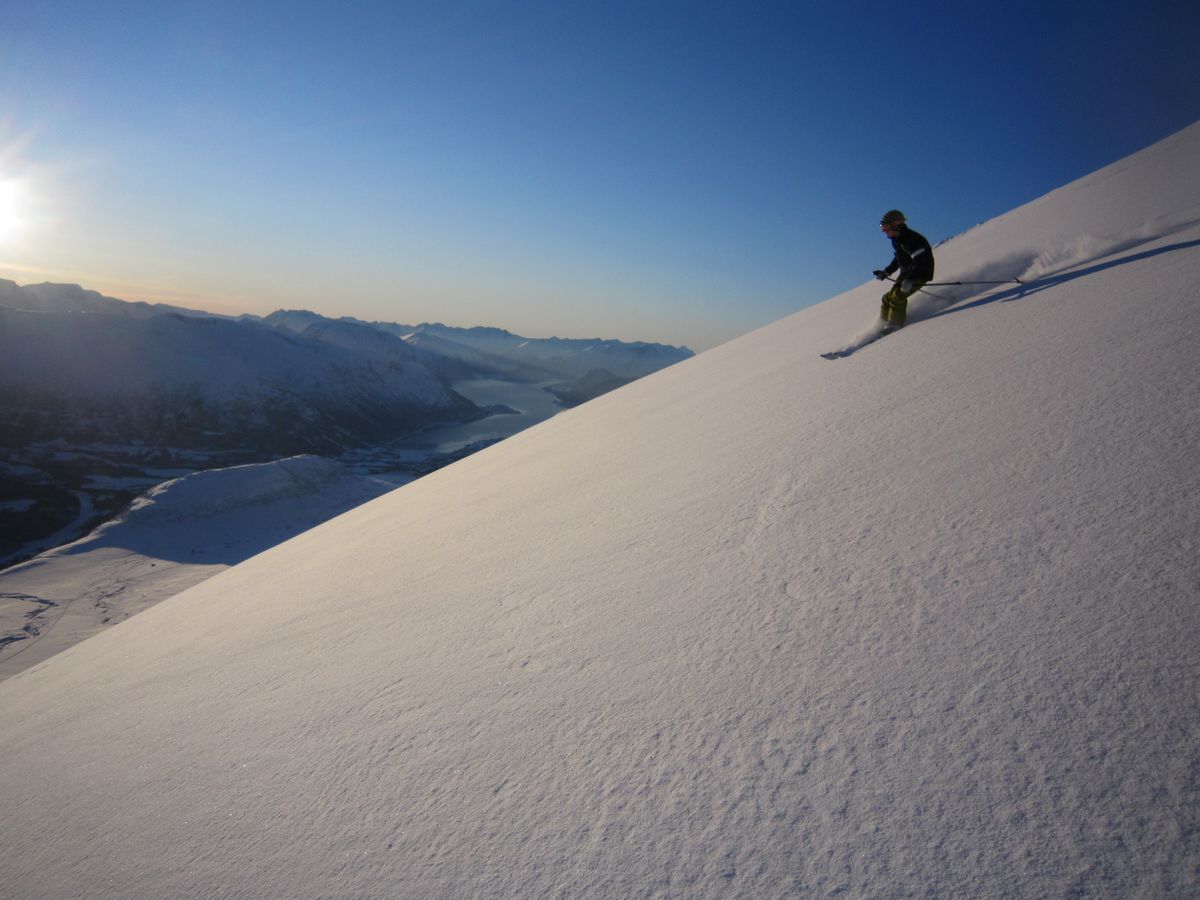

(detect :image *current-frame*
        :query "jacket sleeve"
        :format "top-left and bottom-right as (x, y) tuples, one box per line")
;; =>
(904, 235), (934, 281)
(903, 244), (926, 275)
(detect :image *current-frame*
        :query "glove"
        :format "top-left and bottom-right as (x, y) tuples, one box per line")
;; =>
(900, 279), (914, 293)
(873, 270), (887, 280)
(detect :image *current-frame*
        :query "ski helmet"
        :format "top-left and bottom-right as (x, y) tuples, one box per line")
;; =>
(880, 209), (906, 228)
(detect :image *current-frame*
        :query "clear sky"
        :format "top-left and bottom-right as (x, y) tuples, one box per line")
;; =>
(1, 0), (1197, 351)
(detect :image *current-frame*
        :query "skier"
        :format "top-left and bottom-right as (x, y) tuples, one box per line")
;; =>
(872, 210), (934, 331)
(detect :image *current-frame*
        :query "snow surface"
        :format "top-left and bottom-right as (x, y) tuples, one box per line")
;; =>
(0, 456), (397, 680)
(1, 123), (1199, 898)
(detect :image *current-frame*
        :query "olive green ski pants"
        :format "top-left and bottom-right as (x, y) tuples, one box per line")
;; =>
(880, 280), (925, 326)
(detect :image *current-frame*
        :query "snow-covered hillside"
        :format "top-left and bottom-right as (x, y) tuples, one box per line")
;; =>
(1, 123), (1198, 897)
(0, 456), (397, 680)
(0, 306), (474, 453)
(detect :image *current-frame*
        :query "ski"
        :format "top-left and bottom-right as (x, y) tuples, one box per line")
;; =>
(819, 327), (897, 360)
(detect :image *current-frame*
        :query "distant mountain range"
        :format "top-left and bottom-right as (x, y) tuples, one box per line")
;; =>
(0, 282), (693, 565)
(0, 281), (693, 454)
(265, 310), (695, 384)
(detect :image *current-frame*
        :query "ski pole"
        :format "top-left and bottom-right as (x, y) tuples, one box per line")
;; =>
(878, 274), (1022, 286)
(925, 278), (1022, 286)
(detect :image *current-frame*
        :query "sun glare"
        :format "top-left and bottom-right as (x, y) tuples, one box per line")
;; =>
(0, 177), (28, 242)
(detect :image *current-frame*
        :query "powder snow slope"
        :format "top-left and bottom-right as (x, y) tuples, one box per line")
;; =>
(1, 123), (1198, 898)
(0, 456), (397, 680)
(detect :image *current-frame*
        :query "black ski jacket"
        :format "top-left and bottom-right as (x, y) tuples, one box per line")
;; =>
(883, 226), (935, 283)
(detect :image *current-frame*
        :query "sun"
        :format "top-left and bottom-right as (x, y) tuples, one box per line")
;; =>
(0, 177), (28, 243)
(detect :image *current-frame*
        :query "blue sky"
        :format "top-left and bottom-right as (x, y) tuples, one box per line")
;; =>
(1, 1), (1197, 350)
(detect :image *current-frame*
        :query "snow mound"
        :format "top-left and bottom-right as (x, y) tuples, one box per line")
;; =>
(118, 455), (351, 524)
